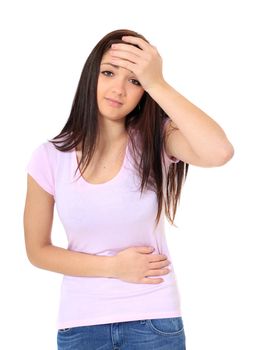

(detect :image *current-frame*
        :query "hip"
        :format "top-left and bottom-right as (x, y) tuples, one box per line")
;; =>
(57, 317), (186, 350)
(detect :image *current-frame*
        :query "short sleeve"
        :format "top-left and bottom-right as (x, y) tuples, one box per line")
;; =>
(163, 118), (180, 166)
(25, 142), (55, 196)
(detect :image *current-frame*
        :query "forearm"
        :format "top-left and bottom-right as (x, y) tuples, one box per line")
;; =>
(28, 244), (116, 278)
(146, 80), (234, 158)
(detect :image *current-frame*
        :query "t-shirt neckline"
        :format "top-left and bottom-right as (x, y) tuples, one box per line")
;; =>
(72, 140), (129, 187)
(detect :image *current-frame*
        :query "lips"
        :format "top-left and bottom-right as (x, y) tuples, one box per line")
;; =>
(105, 97), (123, 105)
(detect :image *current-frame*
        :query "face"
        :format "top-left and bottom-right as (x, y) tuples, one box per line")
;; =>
(97, 49), (145, 123)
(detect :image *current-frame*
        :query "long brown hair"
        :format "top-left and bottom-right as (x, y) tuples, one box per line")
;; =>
(48, 29), (189, 227)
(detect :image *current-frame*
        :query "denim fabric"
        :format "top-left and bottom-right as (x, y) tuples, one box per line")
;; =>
(57, 317), (186, 349)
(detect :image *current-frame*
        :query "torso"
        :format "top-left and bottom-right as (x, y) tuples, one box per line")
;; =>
(75, 137), (128, 185)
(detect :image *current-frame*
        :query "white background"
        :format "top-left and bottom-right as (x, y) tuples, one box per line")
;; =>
(1, 0), (258, 349)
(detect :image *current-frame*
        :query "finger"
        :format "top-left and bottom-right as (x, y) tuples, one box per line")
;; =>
(142, 277), (164, 284)
(111, 43), (142, 57)
(110, 49), (139, 64)
(121, 36), (150, 50)
(149, 260), (170, 269)
(110, 57), (136, 72)
(145, 268), (170, 277)
(149, 254), (168, 262)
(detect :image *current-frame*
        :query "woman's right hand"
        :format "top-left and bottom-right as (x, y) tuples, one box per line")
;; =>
(113, 246), (171, 284)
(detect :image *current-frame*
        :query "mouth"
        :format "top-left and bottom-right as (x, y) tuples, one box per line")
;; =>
(105, 97), (123, 107)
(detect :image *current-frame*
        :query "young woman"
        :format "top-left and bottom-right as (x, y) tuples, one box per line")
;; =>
(23, 29), (234, 350)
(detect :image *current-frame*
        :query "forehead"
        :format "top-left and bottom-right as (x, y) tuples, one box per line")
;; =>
(100, 49), (134, 74)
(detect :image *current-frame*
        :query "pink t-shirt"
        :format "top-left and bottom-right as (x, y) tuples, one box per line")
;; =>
(25, 118), (182, 329)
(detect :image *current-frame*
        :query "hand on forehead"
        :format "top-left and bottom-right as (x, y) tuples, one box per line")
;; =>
(101, 51), (134, 74)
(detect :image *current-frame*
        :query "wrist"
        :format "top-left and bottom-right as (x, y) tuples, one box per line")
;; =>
(106, 255), (118, 279)
(145, 79), (169, 97)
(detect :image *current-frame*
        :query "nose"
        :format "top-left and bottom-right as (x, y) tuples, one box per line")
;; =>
(111, 78), (126, 96)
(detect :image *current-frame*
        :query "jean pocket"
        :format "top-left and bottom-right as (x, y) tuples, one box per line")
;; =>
(58, 328), (71, 333)
(146, 317), (184, 336)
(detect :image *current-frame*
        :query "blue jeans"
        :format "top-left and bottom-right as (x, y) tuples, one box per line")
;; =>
(57, 317), (186, 349)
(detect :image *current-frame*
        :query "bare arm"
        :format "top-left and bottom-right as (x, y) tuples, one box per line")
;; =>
(27, 244), (116, 277)
(23, 174), (115, 277)
(23, 175), (170, 283)
(147, 81), (234, 166)
(108, 36), (234, 167)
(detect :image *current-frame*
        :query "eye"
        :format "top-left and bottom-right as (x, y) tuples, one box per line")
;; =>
(130, 79), (141, 86)
(101, 70), (114, 77)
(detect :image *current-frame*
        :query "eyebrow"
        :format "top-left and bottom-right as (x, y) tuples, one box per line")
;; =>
(101, 62), (133, 74)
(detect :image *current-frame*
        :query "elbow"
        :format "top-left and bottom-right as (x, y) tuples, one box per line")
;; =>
(24, 237), (37, 267)
(24, 243), (47, 268)
(214, 143), (235, 166)
(26, 254), (37, 268)
(193, 142), (234, 167)
(25, 247), (39, 267)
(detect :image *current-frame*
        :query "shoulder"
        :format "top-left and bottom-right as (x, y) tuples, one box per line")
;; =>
(28, 140), (61, 168)
(42, 140), (68, 156)
(31, 140), (56, 152)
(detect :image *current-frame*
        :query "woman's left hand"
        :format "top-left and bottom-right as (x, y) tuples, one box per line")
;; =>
(109, 36), (165, 92)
